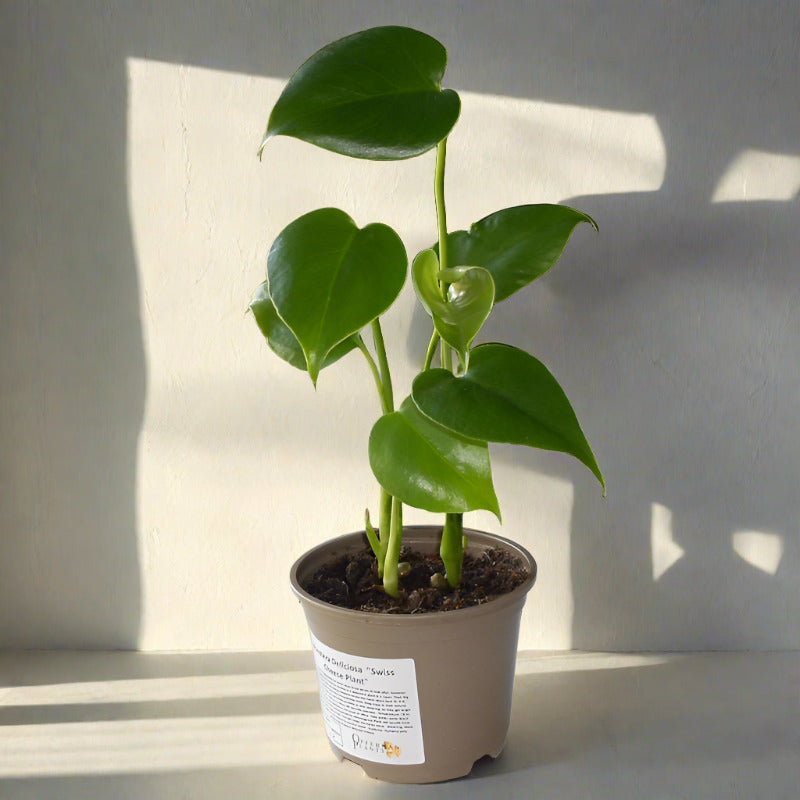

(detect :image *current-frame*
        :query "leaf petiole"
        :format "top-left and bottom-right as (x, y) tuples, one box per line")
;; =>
(424, 330), (440, 371)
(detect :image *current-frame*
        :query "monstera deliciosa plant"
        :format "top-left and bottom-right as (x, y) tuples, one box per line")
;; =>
(251, 26), (603, 599)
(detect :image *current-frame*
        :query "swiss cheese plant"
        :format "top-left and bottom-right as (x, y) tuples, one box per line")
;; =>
(251, 26), (603, 597)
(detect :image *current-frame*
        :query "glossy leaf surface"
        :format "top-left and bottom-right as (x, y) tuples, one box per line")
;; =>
(369, 397), (500, 517)
(436, 204), (597, 302)
(249, 282), (358, 371)
(412, 343), (604, 487)
(260, 26), (461, 160)
(412, 249), (495, 367)
(267, 208), (406, 384)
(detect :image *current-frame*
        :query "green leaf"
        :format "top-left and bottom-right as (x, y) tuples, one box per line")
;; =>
(412, 343), (604, 488)
(435, 204), (597, 302)
(412, 249), (495, 368)
(249, 282), (358, 372)
(369, 397), (500, 517)
(267, 208), (406, 384)
(260, 26), (461, 161)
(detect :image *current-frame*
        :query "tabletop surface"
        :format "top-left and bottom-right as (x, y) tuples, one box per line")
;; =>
(0, 649), (798, 799)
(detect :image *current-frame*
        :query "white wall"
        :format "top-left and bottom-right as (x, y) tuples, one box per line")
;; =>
(2, 1), (799, 651)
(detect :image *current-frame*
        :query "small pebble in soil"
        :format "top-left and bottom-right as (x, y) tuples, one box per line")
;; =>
(429, 572), (449, 590)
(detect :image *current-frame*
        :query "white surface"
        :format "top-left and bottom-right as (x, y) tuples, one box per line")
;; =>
(0, 649), (797, 799)
(2, 1), (800, 652)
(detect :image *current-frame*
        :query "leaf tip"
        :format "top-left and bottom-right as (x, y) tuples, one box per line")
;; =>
(593, 466), (606, 496)
(583, 212), (599, 233)
(257, 130), (274, 161)
(487, 490), (502, 522)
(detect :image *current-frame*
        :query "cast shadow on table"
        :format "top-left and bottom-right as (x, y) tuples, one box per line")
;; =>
(0, 691), (321, 728)
(468, 654), (798, 781)
(0, 650), (320, 726)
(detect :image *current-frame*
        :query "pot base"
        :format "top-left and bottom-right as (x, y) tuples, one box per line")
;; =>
(330, 741), (505, 784)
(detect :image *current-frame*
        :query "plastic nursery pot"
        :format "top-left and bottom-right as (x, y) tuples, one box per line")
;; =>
(290, 525), (536, 784)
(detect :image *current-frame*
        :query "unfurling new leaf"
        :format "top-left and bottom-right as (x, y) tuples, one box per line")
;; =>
(412, 249), (495, 369)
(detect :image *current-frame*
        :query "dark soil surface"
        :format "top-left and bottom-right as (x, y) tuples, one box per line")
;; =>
(302, 539), (533, 614)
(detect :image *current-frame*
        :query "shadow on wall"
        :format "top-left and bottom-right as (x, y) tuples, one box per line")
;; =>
(410, 2), (800, 649)
(0, 5), (145, 647)
(557, 193), (800, 651)
(1, 0), (797, 649)
(502, 4), (800, 650)
(0, 0), (393, 649)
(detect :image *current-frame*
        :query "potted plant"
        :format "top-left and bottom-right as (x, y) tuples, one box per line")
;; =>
(250, 26), (603, 783)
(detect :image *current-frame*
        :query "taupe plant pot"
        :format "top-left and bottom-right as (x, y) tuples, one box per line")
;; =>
(290, 525), (536, 783)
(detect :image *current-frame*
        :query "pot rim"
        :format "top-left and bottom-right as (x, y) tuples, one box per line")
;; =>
(289, 525), (537, 626)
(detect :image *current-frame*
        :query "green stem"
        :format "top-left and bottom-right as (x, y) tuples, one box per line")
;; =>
(434, 138), (464, 581)
(364, 509), (381, 560)
(371, 319), (394, 413)
(357, 327), (396, 579)
(382, 496), (404, 598)
(434, 139), (453, 373)
(435, 139), (449, 275)
(356, 335), (387, 411)
(441, 513), (464, 588)
(423, 330), (440, 371)
(442, 344), (453, 371)
(377, 488), (391, 576)
(369, 318), (396, 577)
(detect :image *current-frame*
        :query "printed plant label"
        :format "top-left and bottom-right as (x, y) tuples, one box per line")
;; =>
(309, 632), (425, 765)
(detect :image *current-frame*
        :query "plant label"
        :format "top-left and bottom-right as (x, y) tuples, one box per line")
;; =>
(310, 632), (425, 765)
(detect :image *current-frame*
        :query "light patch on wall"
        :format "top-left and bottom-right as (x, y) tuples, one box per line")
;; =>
(731, 530), (784, 575)
(484, 462), (575, 651)
(450, 94), (666, 213)
(711, 149), (800, 203)
(125, 56), (663, 650)
(650, 502), (685, 581)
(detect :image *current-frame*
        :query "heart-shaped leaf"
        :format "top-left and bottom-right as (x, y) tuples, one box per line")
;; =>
(412, 249), (495, 368)
(369, 397), (500, 517)
(412, 343), (604, 488)
(249, 282), (358, 372)
(268, 208), (406, 384)
(260, 26), (461, 161)
(434, 205), (597, 302)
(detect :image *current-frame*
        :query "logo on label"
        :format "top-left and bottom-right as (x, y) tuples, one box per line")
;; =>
(383, 741), (402, 758)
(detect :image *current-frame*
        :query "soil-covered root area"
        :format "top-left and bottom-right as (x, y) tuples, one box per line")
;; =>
(301, 541), (533, 614)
